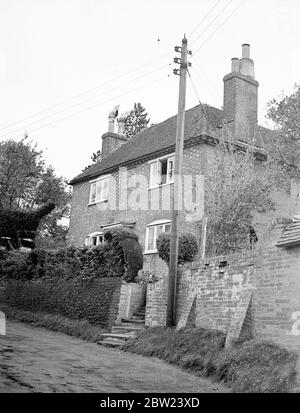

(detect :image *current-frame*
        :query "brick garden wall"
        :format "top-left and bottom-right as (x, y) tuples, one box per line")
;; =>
(253, 222), (300, 351)
(145, 220), (300, 357)
(146, 251), (255, 330)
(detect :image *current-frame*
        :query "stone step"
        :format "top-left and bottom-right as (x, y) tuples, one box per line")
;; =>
(121, 318), (145, 325)
(112, 325), (145, 334)
(135, 306), (146, 312)
(132, 311), (146, 317)
(130, 314), (145, 321)
(115, 323), (146, 330)
(97, 339), (124, 348)
(101, 332), (133, 341)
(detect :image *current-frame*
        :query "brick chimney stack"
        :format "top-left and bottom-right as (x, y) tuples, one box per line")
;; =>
(102, 106), (127, 159)
(223, 44), (259, 142)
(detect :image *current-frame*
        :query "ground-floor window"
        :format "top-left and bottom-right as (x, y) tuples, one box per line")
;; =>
(145, 219), (171, 253)
(85, 232), (104, 247)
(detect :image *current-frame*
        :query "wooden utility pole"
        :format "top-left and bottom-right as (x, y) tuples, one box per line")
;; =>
(166, 36), (191, 327)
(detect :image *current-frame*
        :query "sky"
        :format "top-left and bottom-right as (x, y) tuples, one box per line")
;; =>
(0, 0), (299, 181)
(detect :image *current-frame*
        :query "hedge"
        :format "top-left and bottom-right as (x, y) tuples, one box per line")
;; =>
(4, 278), (122, 328)
(0, 228), (143, 282)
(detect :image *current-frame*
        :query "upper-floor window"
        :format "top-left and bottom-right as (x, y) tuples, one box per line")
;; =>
(145, 219), (172, 253)
(89, 175), (109, 204)
(85, 232), (104, 247)
(149, 155), (174, 188)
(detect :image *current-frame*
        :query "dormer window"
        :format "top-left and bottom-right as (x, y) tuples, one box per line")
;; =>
(89, 175), (110, 204)
(149, 155), (174, 188)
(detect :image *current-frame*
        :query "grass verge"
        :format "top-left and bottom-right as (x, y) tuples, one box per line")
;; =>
(122, 327), (298, 393)
(0, 304), (106, 343)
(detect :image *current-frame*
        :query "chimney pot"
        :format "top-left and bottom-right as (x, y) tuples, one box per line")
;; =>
(108, 105), (119, 133)
(242, 43), (250, 58)
(231, 58), (240, 73)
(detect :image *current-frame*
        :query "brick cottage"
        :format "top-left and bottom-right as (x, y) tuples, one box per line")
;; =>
(68, 44), (300, 275)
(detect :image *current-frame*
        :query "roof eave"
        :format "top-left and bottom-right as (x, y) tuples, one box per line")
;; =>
(69, 134), (214, 185)
(69, 133), (267, 186)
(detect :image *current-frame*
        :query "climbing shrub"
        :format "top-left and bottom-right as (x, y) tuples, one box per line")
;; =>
(157, 232), (198, 265)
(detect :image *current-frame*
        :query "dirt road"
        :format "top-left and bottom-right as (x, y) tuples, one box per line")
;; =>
(0, 321), (227, 393)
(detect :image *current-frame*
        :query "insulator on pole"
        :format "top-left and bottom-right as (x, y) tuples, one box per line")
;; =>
(174, 46), (181, 53)
(174, 57), (181, 64)
(173, 68), (180, 75)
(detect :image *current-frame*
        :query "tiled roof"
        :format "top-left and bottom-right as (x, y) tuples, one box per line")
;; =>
(69, 104), (223, 185)
(69, 103), (271, 185)
(276, 217), (300, 248)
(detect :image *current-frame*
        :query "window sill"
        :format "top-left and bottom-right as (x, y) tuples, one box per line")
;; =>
(88, 199), (108, 206)
(148, 182), (174, 190)
(143, 251), (158, 255)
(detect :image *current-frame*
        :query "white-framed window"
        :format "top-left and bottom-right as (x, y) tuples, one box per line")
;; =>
(149, 155), (174, 188)
(145, 219), (172, 253)
(85, 232), (104, 247)
(89, 175), (110, 204)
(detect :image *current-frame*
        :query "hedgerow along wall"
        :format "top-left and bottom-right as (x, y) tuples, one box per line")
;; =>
(3, 278), (122, 329)
(1, 278), (146, 330)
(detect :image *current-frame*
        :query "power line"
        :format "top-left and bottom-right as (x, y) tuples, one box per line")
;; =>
(187, 68), (211, 129)
(190, 59), (221, 103)
(0, 50), (172, 133)
(16, 73), (169, 138)
(193, 0), (247, 56)
(188, 0), (222, 39)
(190, 0), (234, 47)
(0, 64), (169, 139)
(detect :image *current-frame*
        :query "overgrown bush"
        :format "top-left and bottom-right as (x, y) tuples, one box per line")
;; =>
(157, 232), (198, 265)
(104, 227), (143, 282)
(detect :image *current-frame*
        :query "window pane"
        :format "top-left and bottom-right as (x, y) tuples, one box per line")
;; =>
(150, 162), (160, 187)
(85, 237), (90, 246)
(102, 178), (109, 200)
(156, 225), (164, 237)
(164, 223), (171, 232)
(168, 158), (174, 183)
(96, 180), (103, 201)
(92, 236), (97, 246)
(90, 183), (97, 203)
(160, 159), (168, 185)
(147, 226), (155, 251)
